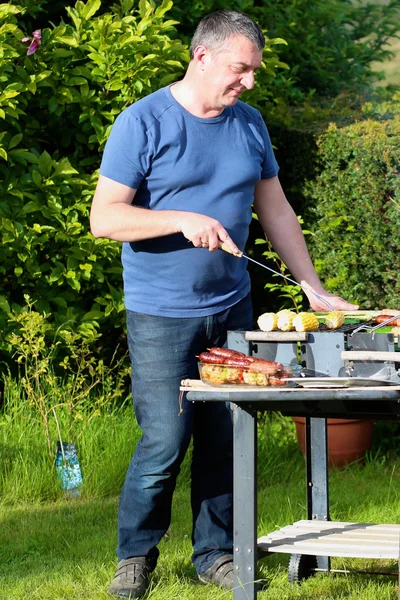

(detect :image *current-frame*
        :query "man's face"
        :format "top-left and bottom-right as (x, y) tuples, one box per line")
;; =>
(199, 35), (263, 110)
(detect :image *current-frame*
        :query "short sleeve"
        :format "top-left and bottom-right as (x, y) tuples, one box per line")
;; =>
(257, 112), (279, 180)
(99, 109), (153, 189)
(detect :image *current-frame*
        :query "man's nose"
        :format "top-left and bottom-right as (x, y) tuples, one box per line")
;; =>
(241, 71), (255, 90)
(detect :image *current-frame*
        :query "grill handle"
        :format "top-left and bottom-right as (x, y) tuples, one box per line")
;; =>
(341, 351), (399, 362)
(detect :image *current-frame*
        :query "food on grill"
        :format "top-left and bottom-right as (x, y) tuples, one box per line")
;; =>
(208, 347), (247, 359)
(199, 351), (223, 363)
(293, 312), (319, 332)
(374, 315), (400, 326)
(242, 371), (269, 386)
(324, 310), (345, 330)
(248, 359), (284, 376)
(199, 362), (280, 386)
(200, 364), (237, 385)
(224, 356), (253, 367)
(198, 348), (288, 386)
(257, 312), (278, 332)
(379, 309), (400, 316)
(277, 310), (296, 331)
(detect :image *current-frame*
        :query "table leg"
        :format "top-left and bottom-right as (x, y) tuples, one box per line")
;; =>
(306, 417), (330, 572)
(233, 403), (258, 600)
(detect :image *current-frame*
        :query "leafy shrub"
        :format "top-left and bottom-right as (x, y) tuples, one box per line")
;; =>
(0, 0), (189, 354)
(305, 114), (400, 309)
(6, 297), (130, 455)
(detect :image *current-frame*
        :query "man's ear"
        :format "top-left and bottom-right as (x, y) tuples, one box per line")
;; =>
(192, 45), (209, 70)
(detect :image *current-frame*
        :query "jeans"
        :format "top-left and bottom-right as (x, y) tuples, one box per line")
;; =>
(117, 293), (253, 574)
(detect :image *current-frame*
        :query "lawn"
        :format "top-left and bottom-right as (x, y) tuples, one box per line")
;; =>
(1, 405), (400, 600)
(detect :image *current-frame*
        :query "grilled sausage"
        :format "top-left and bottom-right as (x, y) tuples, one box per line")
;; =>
(248, 359), (284, 376)
(224, 357), (252, 367)
(199, 352), (225, 364)
(374, 315), (400, 325)
(208, 347), (246, 358)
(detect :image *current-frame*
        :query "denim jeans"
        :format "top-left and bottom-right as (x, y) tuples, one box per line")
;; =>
(117, 293), (253, 574)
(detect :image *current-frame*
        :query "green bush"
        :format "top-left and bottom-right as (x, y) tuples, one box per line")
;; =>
(305, 114), (400, 309)
(0, 0), (189, 354)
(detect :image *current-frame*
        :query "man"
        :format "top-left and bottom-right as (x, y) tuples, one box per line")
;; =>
(90, 10), (358, 598)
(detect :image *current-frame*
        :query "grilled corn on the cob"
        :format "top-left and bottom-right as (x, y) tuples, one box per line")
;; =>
(293, 312), (319, 332)
(324, 311), (345, 330)
(277, 310), (296, 332)
(257, 313), (278, 332)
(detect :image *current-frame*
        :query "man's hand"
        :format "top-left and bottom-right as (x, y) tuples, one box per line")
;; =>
(304, 289), (359, 312)
(177, 212), (240, 254)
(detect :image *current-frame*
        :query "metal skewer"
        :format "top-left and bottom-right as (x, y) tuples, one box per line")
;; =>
(351, 314), (400, 337)
(220, 243), (335, 312)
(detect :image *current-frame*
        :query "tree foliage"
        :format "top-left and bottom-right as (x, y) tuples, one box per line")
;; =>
(306, 114), (400, 309)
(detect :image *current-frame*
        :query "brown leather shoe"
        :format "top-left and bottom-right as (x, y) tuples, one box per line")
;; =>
(108, 557), (155, 598)
(198, 554), (234, 589)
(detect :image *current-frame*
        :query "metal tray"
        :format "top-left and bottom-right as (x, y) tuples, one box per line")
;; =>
(285, 377), (397, 388)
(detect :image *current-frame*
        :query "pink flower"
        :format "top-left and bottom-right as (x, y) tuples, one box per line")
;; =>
(22, 30), (41, 56)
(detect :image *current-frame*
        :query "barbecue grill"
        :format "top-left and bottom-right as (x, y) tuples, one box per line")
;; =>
(243, 323), (400, 417)
(181, 325), (400, 600)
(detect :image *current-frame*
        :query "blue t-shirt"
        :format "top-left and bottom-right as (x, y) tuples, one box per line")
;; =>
(99, 85), (279, 317)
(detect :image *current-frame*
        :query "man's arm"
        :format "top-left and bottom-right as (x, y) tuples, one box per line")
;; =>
(253, 176), (359, 311)
(89, 175), (240, 254)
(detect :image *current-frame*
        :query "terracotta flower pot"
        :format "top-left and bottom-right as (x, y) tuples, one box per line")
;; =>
(292, 417), (374, 467)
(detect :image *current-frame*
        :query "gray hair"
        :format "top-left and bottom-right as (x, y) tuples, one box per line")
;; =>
(189, 10), (265, 60)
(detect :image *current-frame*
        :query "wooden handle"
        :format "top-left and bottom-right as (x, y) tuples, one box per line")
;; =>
(220, 242), (243, 258)
(341, 351), (400, 362)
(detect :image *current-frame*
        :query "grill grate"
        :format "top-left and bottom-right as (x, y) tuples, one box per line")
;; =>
(318, 322), (375, 334)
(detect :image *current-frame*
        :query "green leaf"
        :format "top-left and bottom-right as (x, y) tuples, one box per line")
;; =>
(81, 310), (103, 321)
(0, 147), (7, 161)
(79, 263), (93, 271)
(155, 0), (173, 19)
(38, 151), (53, 178)
(0, 295), (10, 313)
(52, 296), (67, 307)
(32, 170), (42, 187)
(8, 150), (39, 164)
(53, 159), (78, 177)
(139, 0), (150, 18)
(8, 133), (23, 150)
(21, 201), (39, 215)
(82, 0), (101, 20)
(57, 35), (79, 47)
(67, 76), (87, 86)
(0, 5), (21, 19)
(48, 97), (58, 113)
(48, 265), (64, 283)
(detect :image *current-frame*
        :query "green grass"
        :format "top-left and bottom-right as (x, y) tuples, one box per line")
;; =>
(1, 462), (400, 600)
(2, 398), (400, 599)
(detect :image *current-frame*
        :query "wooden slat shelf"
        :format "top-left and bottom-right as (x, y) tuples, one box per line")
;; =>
(258, 520), (400, 559)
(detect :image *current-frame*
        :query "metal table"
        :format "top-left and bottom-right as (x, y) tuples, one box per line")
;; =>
(181, 331), (400, 600)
